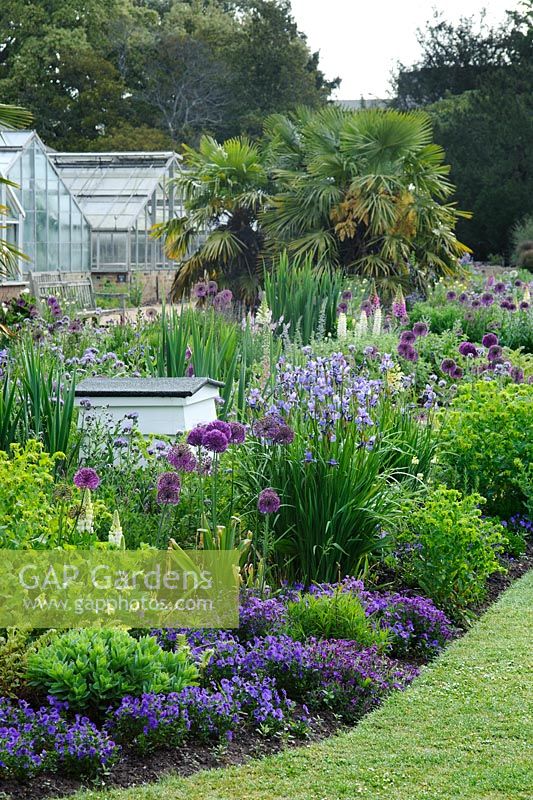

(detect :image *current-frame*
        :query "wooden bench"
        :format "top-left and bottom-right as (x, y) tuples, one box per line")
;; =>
(29, 272), (128, 323)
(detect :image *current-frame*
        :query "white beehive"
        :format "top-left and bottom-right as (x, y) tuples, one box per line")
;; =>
(74, 377), (224, 435)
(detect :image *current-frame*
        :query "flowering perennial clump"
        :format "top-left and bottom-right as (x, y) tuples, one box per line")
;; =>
(0, 697), (118, 778)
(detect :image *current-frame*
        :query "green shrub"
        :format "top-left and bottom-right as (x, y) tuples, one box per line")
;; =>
(438, 382), (533, 517)
(285, 591), (389, 649)
(0, 440), (60, 548)
(0, 629), (33, 698)
(27, 628), (199, 711)
(395, 486), (505, 621)
(511, 214), (533, 266)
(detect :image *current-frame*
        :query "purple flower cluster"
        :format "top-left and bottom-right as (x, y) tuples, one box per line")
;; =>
(167, 443), (198, 473)
(444, 280), (533, 314)
(253, 414), (295, 444)
(0, 697), (117, 778)
(186, 419), (246, 453)
(239, 593), (288, 640)
(251, 353), (383, 433)
(397, 323), (428, 363)
(306, 640), (419, 721)
(258, 487), (281, 514)
(47, 295), (63, 319)
(73, 467), (100, 490)
(109, 675), (300, 751)
(364, 594), (454, 658)
(156, 471), (181, 505)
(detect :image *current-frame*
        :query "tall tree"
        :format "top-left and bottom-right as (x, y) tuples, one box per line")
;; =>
(262, 106), (470, 293)
(393, 2), (533, 258)
(0, 0), (337, 150)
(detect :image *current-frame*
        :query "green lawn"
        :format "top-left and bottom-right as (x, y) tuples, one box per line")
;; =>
(70, 572), (533, 800)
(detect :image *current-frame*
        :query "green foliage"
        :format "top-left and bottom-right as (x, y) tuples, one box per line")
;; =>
(264, 253), (344, 343)
(395, 5), (533, 258)
(150, 306), (262, 419)
(395, 486), (505, 620)
(27, 628), (199, 712)
(0, 441), (60, 548)
(0, 0), (334, 151)
(239, 397), (436, 584)
(512, 216), (533, 271)
(262, 106), (470, 291)
(156, 136), (269, 300)
(438, 382), (533, 516)
(0, 628), (32, 698)
(285, 591), (389, 649)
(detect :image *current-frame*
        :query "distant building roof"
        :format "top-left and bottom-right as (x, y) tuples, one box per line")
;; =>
(50, 151), (181, 231)
(336, 99), (388, 110)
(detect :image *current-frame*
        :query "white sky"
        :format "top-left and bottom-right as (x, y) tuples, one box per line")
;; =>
(289, 0), (518, 99)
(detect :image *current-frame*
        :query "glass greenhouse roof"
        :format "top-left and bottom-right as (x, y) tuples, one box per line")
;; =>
(51, 152), (180, 230)
(0, 130), (35, 175)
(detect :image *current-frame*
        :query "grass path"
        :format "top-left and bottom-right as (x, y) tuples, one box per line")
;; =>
(72, 571), (533, 800)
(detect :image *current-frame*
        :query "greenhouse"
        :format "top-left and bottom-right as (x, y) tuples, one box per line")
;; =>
(0, 130), (91, 276)
(51, 151), (181, 274)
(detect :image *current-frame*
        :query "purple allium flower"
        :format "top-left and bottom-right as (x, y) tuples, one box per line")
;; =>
(446, 291), (457, 301)
(400, 330), (416, 344)
(204, 419), (232, 440)
(440, 358), (456, 374)
(482, 333), (499, 348)
(193, 281), (208, 298)
(507, 302), (517, 311)
(488, 344), (503, 361)
(337, 302), (348, 315)
(167, 443), (198, 472)
(341, 290), (353, 301)
(258, 488), (281, 514)
(187, 425), (206, 447)
(480, 292), (494, 307)
(458, 292), (469, 303)
(73, 468), (100, 490)
(229, 421), (246, 444)
(202, 429), (229, 453)
(360, 300), (373, 317)
(412, 322), (429, 337)
(397, 341), (411, 358)
(157, 472), (181, 504)
(404, 346), (419, 362)
(458, 342), (477, 358)
(213, 289), (233, 310)
(520, 301), (530, 310)
(450, 365), (463, 379)
(494, 282), (506, 294)
(273, 424), (295, 445)
(510, 367), (524, 383)
(207, 280), (218, 295)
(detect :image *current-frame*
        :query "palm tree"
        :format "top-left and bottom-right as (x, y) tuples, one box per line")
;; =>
(153, 135), (270, 302)
(262, 106), (471, 293)
(0, 103), (33, 279)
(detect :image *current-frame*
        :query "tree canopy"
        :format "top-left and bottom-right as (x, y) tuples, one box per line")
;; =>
(393, 2), (533, 259)
(0, 0), (338, 151)
(158, 108), (470, 300)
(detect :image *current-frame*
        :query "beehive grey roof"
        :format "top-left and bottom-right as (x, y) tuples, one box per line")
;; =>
(75, 377), (224, 397)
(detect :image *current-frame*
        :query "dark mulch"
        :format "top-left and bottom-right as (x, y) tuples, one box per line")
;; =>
(1, 546), (531, 800)
(474, 540), (533, 615)
(0, 713), (340, 800)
